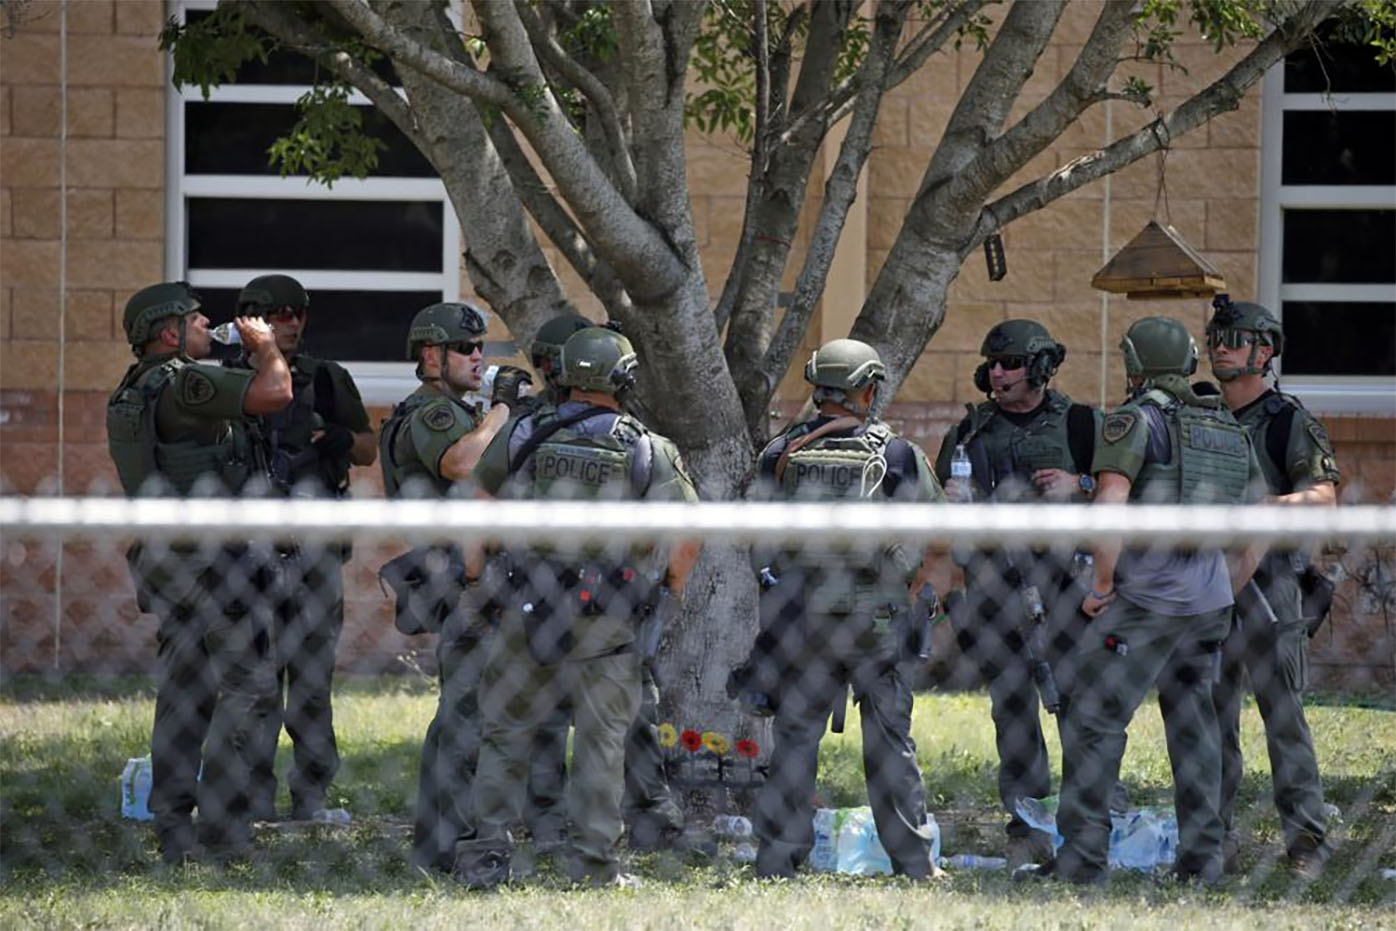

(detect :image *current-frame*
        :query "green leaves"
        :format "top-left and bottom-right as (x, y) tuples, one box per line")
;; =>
(158, 6), (270, 100)
(266, 84), (387, 186)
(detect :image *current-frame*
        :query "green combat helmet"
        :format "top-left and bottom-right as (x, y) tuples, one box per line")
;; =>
(557, 327), (638, 395)
(122, 281), (200, 356)
(405, 301), (488, 361)
(1206, 294), (1284, 380)
(804, 338), (886, 414)
(531, 314), (593, 384)
(975, 319), (1066, 393)
(237, 274), (310, 315)
(1120, 316), (1198, 383)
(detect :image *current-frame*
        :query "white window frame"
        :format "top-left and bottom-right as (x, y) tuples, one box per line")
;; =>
(1257, 64), (1396, 415)
(164, 1), (459, 404)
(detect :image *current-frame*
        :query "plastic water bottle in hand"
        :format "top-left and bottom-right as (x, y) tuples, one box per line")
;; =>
(949, 444), (973, 502)
(209, 322), (241, 346)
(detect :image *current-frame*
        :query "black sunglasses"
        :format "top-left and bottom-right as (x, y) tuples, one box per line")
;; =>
(1205, 329), (1256, 350)
(988, 355), (1028, 370)
(447, 339), (485, 355)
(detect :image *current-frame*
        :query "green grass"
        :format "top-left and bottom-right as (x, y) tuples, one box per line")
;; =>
(2, 677), (1393, 929)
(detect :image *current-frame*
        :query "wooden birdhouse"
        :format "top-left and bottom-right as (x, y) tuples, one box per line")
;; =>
(1091, 221), (1226, 299)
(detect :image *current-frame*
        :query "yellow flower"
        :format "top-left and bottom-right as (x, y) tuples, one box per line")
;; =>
(657, 723), (678, 749)
(702, 731), (730, 756)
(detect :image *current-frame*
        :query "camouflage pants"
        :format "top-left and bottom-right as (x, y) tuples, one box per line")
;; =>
(463, 619), (642, 884)
(145, 547), (279, 856)
(250, 544), (344, 818)
(1213, 568), (1328, 858)
(1056, 597), (1230, 882)
(754, 647), (932, 879)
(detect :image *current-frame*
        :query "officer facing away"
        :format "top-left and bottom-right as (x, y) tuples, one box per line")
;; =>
(378, 300), (533, 873)
(933, 319), (1098, 867)
(459, 327), (702, 888)
(233, 274), (376, 823)
(1206, 296), (1338, 879)
(1044, 317), (1266, 886)
(106, 281), (292, 862)
(749, 338), (944, 881)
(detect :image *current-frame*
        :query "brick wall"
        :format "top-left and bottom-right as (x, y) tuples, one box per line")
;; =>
(1, 5), (1391, 688)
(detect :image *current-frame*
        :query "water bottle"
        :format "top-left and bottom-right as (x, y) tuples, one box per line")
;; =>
(209, 322), (241, 345)
(941, 853), (1007, 870)
(949, 444), (973, 502)
(712, 815), (753, 839)
(479, 363), (500, 403)
(312, 807), (352, 826)
(119, 755), (154, 821)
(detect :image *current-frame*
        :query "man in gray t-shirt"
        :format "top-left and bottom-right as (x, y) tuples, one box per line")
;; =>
(1041, 317), (1263, 887)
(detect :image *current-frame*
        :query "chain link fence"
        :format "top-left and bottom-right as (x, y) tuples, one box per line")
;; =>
(1, 498), (1393, 899)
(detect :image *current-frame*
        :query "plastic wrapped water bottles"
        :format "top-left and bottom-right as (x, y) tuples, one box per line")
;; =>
(119, 755), (154, 821)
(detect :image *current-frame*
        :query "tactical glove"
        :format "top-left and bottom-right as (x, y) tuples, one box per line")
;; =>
(490, 365), (535, 413)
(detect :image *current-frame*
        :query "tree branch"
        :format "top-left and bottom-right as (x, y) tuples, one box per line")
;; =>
(328, 0), (686, 301)
(975, 0), (1335, 252)
(884, 0), (991, 90)
(514, 0), (637, 204)
(759, 0), (910, 423)
(238, 0), (427, 154)
(949, 0), (1138, 211)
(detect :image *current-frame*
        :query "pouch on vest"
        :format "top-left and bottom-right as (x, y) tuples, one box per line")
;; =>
(378, 545), (467, 636)
(1176, 406), (1251, 504)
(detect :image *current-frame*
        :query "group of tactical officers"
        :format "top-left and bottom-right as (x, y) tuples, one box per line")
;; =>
(107, 276), (1337, 888)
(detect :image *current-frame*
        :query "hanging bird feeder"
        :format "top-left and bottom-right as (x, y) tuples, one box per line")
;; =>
(1090, 220), (1226, 300)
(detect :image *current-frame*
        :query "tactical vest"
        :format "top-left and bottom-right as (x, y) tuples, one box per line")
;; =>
(379, 388), (474, 498)
(962, 391), (1076, 501)
(778, 421), (895, 501)
(1239, 392), (1302, 495)
(106, 356), (253, 496)
(1132, 385), (1252, 505)
(527, 407), (653, 501)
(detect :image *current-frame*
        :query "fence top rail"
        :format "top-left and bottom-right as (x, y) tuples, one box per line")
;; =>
(1, 496), (1392, 548)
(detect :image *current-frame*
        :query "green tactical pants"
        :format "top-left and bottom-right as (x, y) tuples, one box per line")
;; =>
(1056, 597), (1231, 883)
(753, 636), (933, 879)
(463, 617), (642, 884)
(622, 663), (685, 845)
(250, 543), (344, 819)
(410, 618), (570, 874)
(1213, 567), (1328, 859)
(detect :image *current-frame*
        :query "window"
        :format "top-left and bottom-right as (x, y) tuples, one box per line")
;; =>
(166, 2), (460, 402)
(1259, 31), (1396, 413)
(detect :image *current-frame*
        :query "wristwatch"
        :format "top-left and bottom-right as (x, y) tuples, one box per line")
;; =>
(1078, 474), (1096, 497)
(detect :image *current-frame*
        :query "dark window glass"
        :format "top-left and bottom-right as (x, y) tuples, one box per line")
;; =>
(185, 10), (400, 86)
(199, 287), (442, 362)
(1285, 37), (1396, 93)
(1282, 209), (1396, 283)
(187, 199), (443, 272)
(1281, 301), (1396, 376)
(185, 102), (434, 177)
(1282, 110), (1396, 185)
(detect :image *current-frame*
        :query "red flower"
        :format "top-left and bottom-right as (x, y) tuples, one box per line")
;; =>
(680, 729), (702, 753)
(736, 739), (760, 759)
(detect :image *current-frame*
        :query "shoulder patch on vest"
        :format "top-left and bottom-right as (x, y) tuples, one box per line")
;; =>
(1306, 419), (1333, 454)
(1102, 411), (1137, 444)
(180, 369), (216, 407)
(422, 404), (456, 432)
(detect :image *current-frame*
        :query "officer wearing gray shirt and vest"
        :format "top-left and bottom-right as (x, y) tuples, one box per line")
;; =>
(932, 319), (1099, 868)
(1040, 317), (1266, 886)
(750, 338), (944, 881)
(1206, 296), (1338, 879)
(233, 275), (376, 823)
(106, 281), (292, 863)
(378, 300), (531, 873)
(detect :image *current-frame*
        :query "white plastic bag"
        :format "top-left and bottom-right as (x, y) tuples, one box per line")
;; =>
(810, 806), (939, 875)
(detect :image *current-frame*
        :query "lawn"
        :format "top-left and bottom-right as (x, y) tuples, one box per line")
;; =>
(2, 676), (1393, 929)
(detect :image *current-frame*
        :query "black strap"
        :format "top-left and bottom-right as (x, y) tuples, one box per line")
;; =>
(1066, 403), (1096, 475)
(508, 406), (616, 475)
(1265, 399), (1299, 491)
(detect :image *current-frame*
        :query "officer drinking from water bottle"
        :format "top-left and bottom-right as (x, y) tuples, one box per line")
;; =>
(106, 281), (292, 863)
